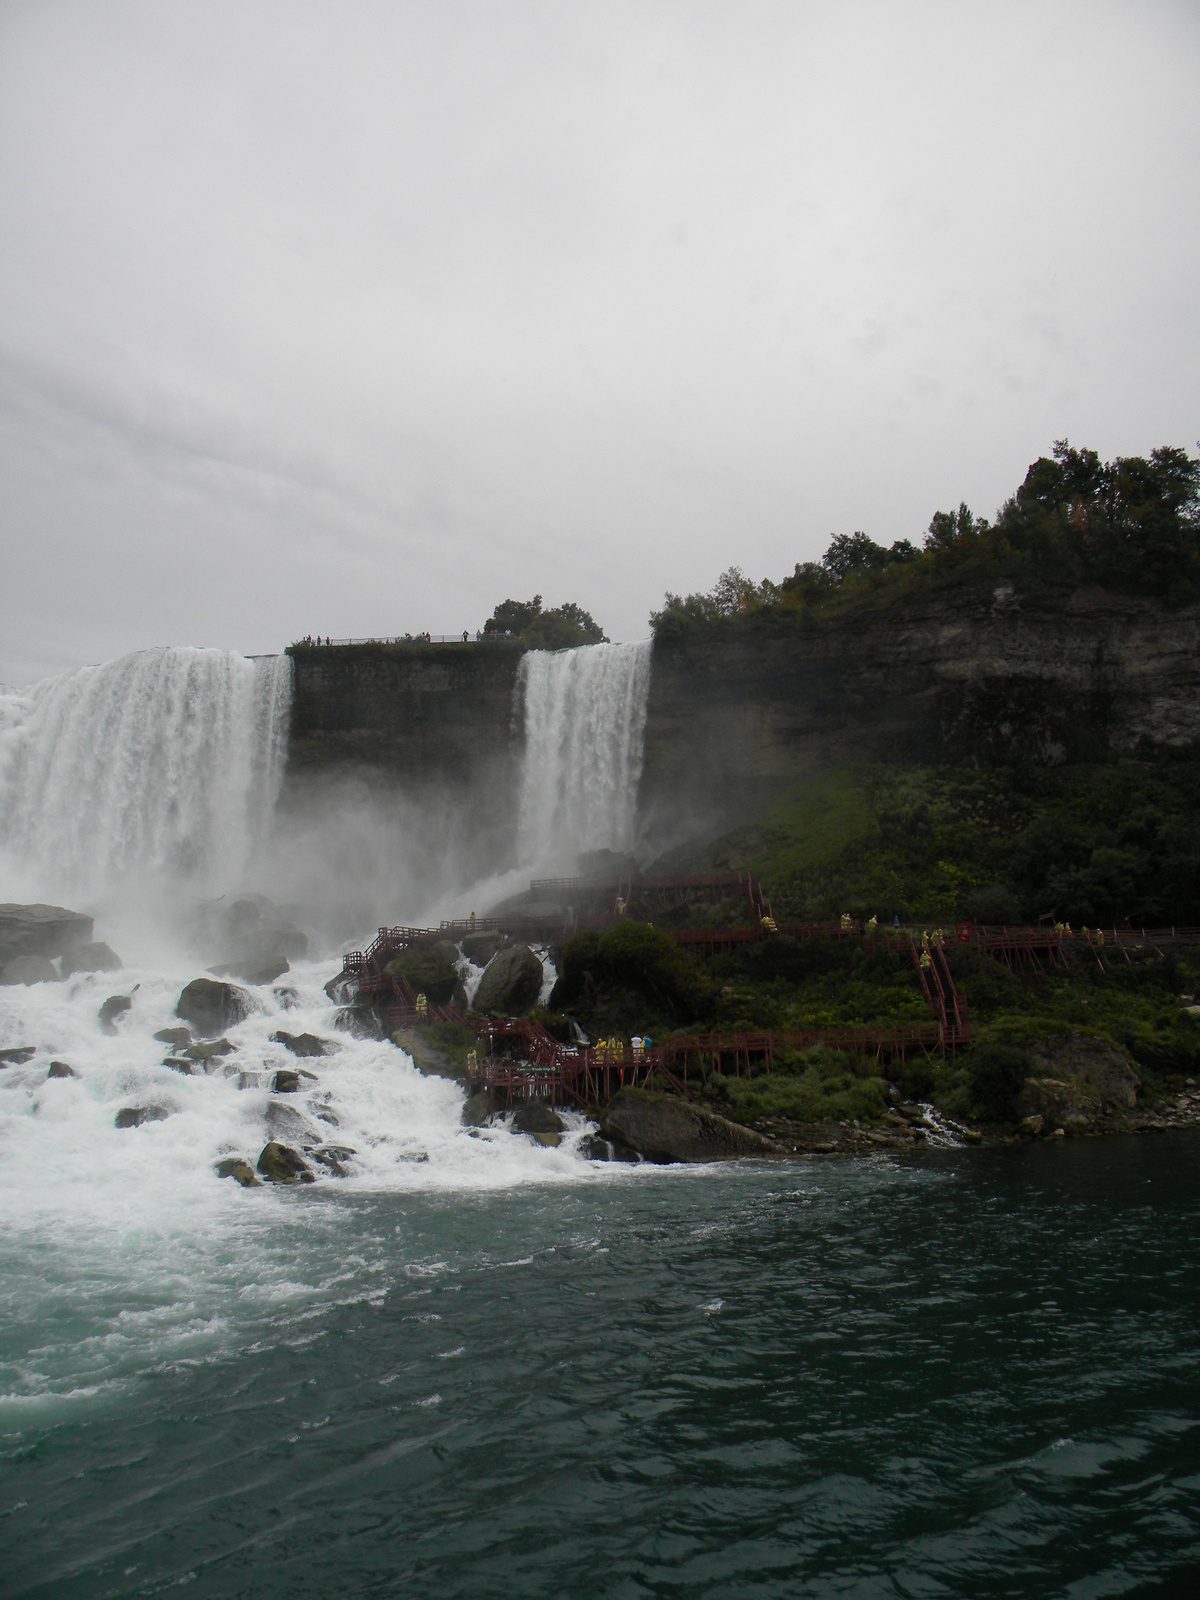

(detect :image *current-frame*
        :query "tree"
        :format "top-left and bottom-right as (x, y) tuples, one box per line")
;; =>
(483, 596), (608, 648)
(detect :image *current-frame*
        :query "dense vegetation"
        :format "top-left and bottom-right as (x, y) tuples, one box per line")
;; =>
(650, 761), (1200, 929)
(483, 595), (607, 649)
(650, 440), (1200, 639)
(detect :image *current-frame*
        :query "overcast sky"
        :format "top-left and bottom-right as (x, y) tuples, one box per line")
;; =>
(1, 0), (1197, 685)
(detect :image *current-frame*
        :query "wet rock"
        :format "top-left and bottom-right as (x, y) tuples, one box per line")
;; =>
(325, 972), (356, 1004)
(461, 1090), (493, 1127)
(310, 1105), (340, 1127)
(461, 931), (506, 966)
(114, 1105), (171, 1129)
(530, 1131), (562, 1148)
(0, 903), (93, 967)
(579, 1134), (611, 1160)
(99, 994), (132, 1033)
(511, 1100), (566, 1136)
(1018, 1077), (1104, 1133)
(390, 1025), (467, 1082)
(272, 1069), (301, 1093)
(209, 956), (290, 985)
(473, 945), (543, 1015)
(1029, 1033), (1141, 1109)
(336, 1003), (389, 1040)
(0, 1045), (37, 1066)
(1047, 1127), (1066, 1139)
(256, 1142), (315, 1184)
(61, 942), (123, 977)
(271, 1030), (336, 1058)
(176, 978), (252, 1037)
(183, 1037), (235, 1062)
(273, 987), (301, 1010)
(47, 1061), (78, 1079)
(165, 1058), (195, 1075)
(307, 1148), (348, 1176)
(215, 1157), (261, 1187)
(385, 942), (460, 1005)
(600, 1087), (786, 1164)
(154, 1026), (192, 1047)
(1018, 1113), (1044, 1137)
(265, 1102), (320, 1143)
(2, 954), (60, 986)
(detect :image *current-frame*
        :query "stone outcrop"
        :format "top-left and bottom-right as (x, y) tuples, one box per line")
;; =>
(474, 945), (543, 1015)
(215, 1157), (261, 1186)
(2, 954), (59, 986)
(271, 1030), (336, 1057)
(176, 978), (252, 1037)
(0, 903), (93, 967)
(386, 943), (460, 1004)
(1017, 1078), (1104, 1134)
(62, 942), (122, 976)
(600, 1087), (786, 1163)
(0, 1046), (36, 1065)
(1029, 1033), (1141, 1109)
(461, 1090), (493, 1126)
(47, 1061), (78, 1079)
(256, 1142), (315, 1183)
(115, 1105), (171, 1129)
(639, 586), (1200, 843)
(99, 994), (132, 1032)
(390, 1025), (468, 1082)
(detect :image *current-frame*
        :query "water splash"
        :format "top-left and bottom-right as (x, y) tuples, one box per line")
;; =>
(0, 648), (291, 898)
(516, 641), (651, 870)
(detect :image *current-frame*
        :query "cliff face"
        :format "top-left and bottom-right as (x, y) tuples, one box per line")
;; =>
(284, 640), (528, 871)
(637, 583), (1200, 849)
(281, 590), (1200, 871)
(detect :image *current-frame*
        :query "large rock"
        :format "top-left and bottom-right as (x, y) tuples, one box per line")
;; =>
(271, 1030), (336, 1058)
(462, 931), (506, 966)
(1030, 1033), (1141, 1109)
(2, 954), (60, 986)
(461, 1090), (493, 1126)
(0, 903), (93, 966)
(390, 1026), (468, 1082)
(600, 1087), (786, 1164)
(47, 1061), (78, 1079)
(265, 1102), (322, 1143)
(61, 942), (123, 977)
(473, 945), (543, 1015)
(176, 978), (252, 1037)
(114, 1105), (171, 1129)
(215, 1157), (261, 1187)
(386, 942), (461, 1004)
(99, 994), (132, 1032)
(1017, 1077), (1104, 1133)
(511, 1100), (565, 1135)
(0, 1046), (36, 1065)
(256, 1142), (315, 1184)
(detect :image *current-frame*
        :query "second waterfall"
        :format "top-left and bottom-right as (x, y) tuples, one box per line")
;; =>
(516, 640), (652, 870)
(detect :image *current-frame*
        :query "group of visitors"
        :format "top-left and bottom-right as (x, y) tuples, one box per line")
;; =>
(301, 635), (332, 647)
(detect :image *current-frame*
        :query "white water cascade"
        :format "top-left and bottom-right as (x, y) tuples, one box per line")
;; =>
(516, 641), (652, 870)
(0, 647), (292, 900)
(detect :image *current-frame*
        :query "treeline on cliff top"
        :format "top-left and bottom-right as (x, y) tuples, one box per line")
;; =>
(482, 595), (607, 650)
(650, 440), (1200, 638)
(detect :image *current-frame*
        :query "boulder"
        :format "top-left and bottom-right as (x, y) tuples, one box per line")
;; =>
(0, 1046), (36, 1066)
(324, 972), (356, 1004)
(1017, 1113), (1044, 1137)
(390, 1026), (468, 1083)
(579, 1134), (611, 1160)
(1030, 1033), (1141, 1109)
(0, 903), (93, 966)
(61, 942), (122, 977)
(335, 1003), (389, 1040)
(2, 954), (60, 986)
(256, 1142), (315, 1184)
(271, 1030), (336, 1058)
(308, 1148), (348, 1176)
(183, 1037), (235, 1062)
(386, 942), (461, 1004)
(176, 978), (252, 1037)
(154, 1026), (192, 1047)
(165, 1059), (195, 1075)
(1017, 1077), (1104, 1133)
(47, 1061), (78, 1080)
(272, 1069), (302, 1094)
(215, 1157), (261, 1187)
(461, 1090), (494, 1127)
(114, 1105), (171, 1129)
(511, 1100), (566, 1136)
(209, 957), (290, 985)
(600, 1087), (786, 1164)
(530, 1131), (562, 1148)
(473, 945), (543, 1016)
(266, 1102), (321, 1144)
(99, 994), (132, 1033)
(462, 931), (505, 966)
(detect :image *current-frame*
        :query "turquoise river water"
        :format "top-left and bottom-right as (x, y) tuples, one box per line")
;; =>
(2, 1103), (1198, 1597)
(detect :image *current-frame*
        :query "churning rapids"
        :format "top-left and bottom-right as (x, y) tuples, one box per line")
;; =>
(2, 643), (1198, 1597)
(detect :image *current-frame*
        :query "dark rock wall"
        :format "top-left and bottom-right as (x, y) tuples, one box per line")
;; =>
(284, 640), (528, 872)
(638, 584), (1200, 847)
(281, 590), (1200, 869)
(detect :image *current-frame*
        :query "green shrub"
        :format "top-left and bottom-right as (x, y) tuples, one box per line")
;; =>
(968, 1040), (1032, 1119)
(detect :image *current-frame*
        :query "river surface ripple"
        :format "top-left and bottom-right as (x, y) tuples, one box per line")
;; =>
(3, 1134), (1198, 1598)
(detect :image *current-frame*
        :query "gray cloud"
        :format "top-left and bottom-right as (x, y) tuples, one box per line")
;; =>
(2, 0), (1197, 683)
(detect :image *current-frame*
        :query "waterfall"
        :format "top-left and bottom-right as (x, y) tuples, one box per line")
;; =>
(0, 647), (292, 899)
(516, 641), (652, 870)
